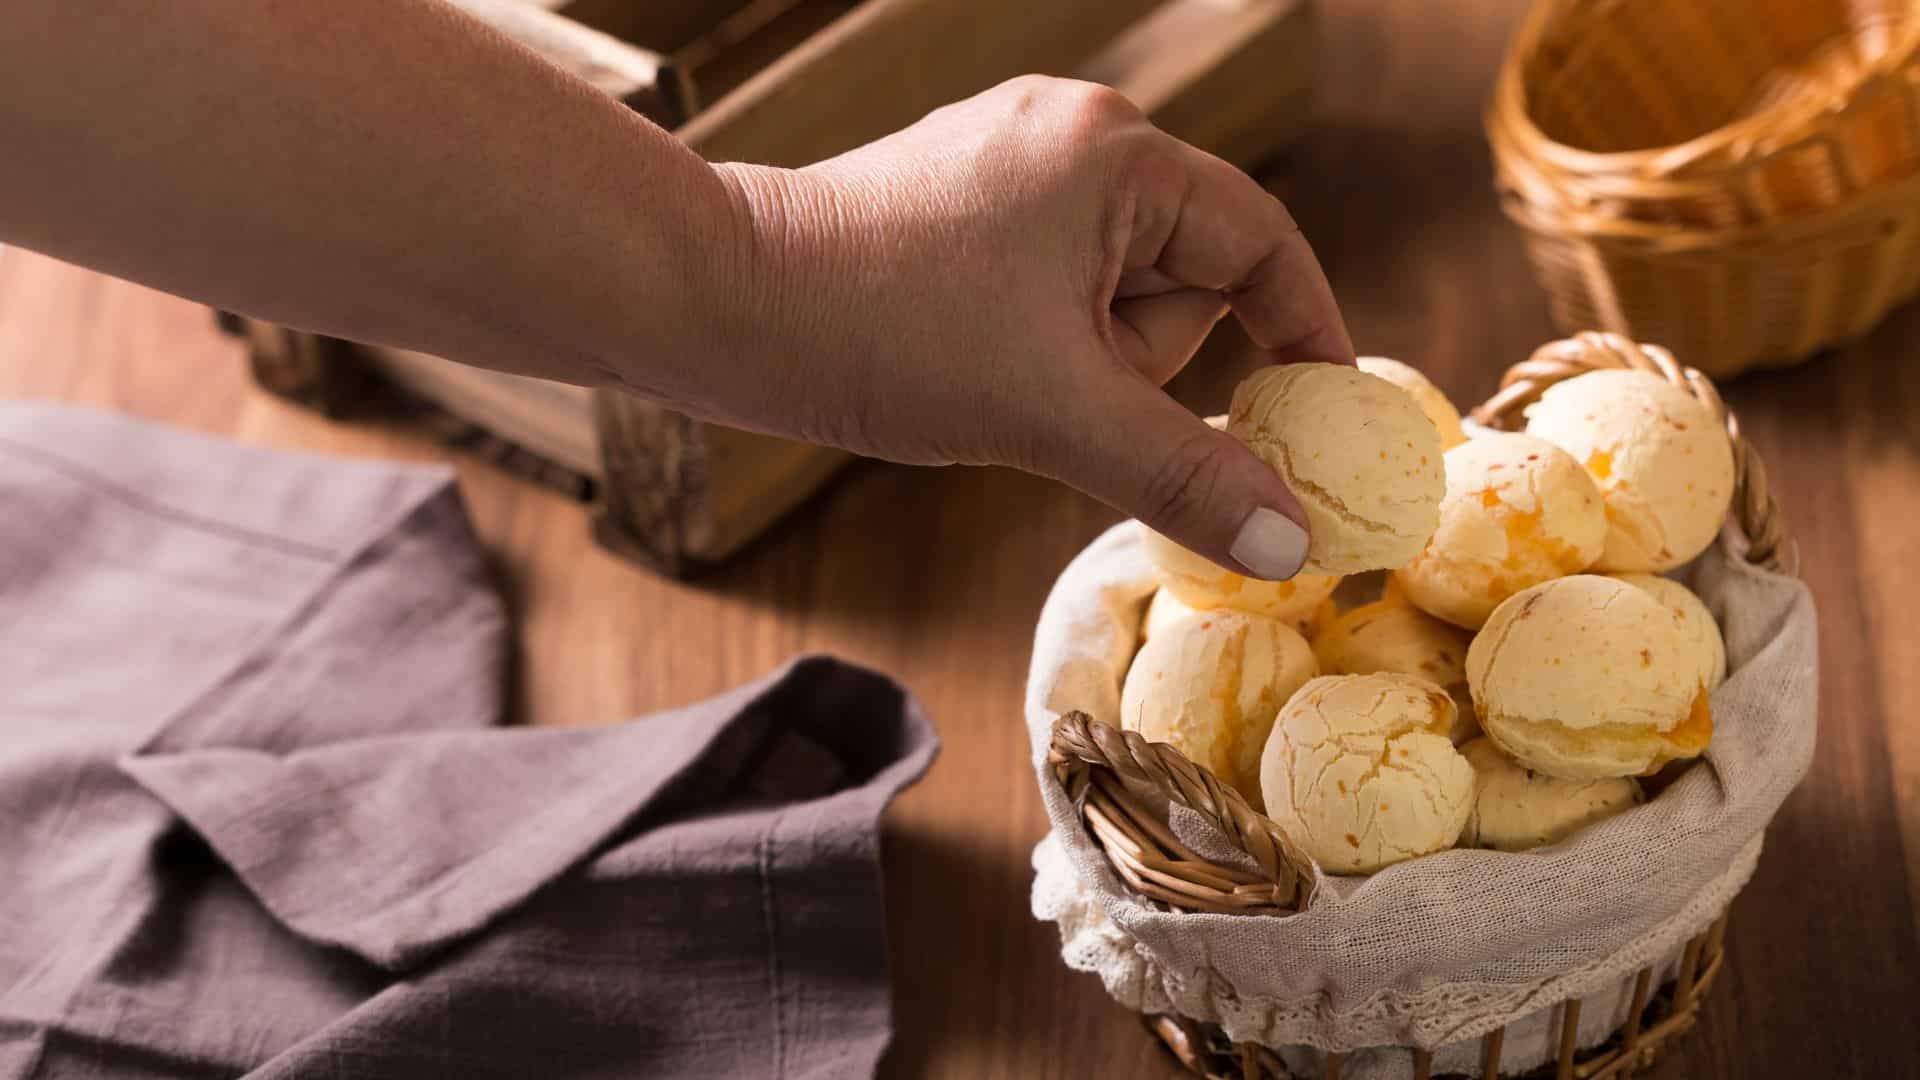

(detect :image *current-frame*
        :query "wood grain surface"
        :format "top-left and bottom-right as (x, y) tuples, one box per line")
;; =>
(3, 1), (1917, 1077)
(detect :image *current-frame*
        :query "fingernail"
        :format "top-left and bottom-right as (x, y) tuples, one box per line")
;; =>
(1230, 507), (1309, 580)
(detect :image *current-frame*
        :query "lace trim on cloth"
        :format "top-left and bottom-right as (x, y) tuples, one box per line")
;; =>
(1034, 833), (1758, 1070)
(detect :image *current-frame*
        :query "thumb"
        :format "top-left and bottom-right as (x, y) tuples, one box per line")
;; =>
(1045, 378), (1311, 580)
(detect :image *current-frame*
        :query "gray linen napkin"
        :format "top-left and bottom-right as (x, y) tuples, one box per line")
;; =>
(0, 401), (937, 1079)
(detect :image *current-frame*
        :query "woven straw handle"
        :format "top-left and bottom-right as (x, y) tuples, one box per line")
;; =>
(1049, 711), (1314, 914)
(1049, 332), (1790, 913)
(1468, 331), (1788, 571)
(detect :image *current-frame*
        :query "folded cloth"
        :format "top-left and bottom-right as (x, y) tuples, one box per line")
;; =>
(0, 402), (938, 1079)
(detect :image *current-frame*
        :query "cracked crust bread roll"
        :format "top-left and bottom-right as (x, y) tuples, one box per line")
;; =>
(1141, 586), (1333, 643)
(1357, 356), (1466, 449)
(1259, 673), (1474, 875)
(1458, 737), (1644, 851)
(1522, 368), (1734, 572)
(1300, 597), (1339, 642)
(1393, 433), (1606, 630)
(1121, 610), (1318, 808)
(1467, 575), (1713, 780)
(1227, 363), (1445, 575)
(1141, 586), (1199, 642)
(1609, 573), (1727, 692)
(1311, 597), (1478, 743)
(1138, 412), (1344, 623)
(1141, 525), (1342, 624)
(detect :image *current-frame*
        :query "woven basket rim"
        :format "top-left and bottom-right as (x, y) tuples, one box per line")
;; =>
(1494, 165), (1920, 249)
(1489, 0), (1920, 182)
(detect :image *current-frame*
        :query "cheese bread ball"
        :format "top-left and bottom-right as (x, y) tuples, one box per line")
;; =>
(1523, 368), (1734, 572)
(1311, 598), (1477, 743)
(1260, 673), (1475, 874)
(1140, 586), (1195, 642)
(1141, 525), (1341, 623)
(1122, 610), (1318, 807)
(1358, 356), (1466, 449)
(1141, 588), (1336, 644)
(1378, 572), (1409, 606)
(1300, 597), (1340, 640)
(1227, 364), (1445, 575)
(1393, 433), (1606, 630)
(1458, 738), (1643, 851)
(1610, 573), (1727, 692)
(1467, 576), (1712, 780)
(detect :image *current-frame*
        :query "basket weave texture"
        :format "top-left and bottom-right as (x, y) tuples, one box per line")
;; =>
(1034, 335), (1809, 1079)
(1486, 0), (1920, 377)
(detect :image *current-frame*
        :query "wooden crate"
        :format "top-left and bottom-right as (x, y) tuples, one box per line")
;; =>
(235, 0), (1318, 576)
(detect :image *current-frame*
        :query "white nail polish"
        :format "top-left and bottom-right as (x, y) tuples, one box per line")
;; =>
(1230, 507), (1309, 580)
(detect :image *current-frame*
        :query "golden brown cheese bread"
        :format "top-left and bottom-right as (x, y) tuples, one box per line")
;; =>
(1121, 609), (1318, 808)
(1467, 575), (1712, 780)
(1227, 363), (1445, 575)
(1260, 672), (1474, 874)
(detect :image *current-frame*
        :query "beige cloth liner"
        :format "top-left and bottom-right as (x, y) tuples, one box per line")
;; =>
(1028, 523), (1816, 1077)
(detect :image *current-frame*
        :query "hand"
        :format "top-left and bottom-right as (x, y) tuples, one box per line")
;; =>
(696, 76), (1354, 579)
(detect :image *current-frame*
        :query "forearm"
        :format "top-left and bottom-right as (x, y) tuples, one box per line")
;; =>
(5, 24), (1352, 579)
(0, 0), (746, 397)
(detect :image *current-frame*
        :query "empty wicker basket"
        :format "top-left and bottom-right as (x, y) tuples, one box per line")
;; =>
(1486, 0), (1920, 377)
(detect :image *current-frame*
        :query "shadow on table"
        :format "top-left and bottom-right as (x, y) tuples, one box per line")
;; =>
(875, 822), (1181, 1079)
(876, 824), (1009, 1077)
(1689, 792), (1920, 1077)
(480, 547), (532, 726)
(692, 456), (1119, 620)
(1740, 299), (1920, 445)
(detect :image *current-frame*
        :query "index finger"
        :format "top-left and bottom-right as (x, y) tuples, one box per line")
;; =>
(1123, 140), (1355, 366)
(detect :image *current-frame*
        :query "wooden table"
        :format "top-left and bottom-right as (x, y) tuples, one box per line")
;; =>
(4, 1), (1918, 1077)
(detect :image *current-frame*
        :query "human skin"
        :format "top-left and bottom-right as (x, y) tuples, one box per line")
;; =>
(2, 1), (1352, 578)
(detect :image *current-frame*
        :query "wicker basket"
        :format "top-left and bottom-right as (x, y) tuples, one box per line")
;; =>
(1485, 0), (1920, 377)
(1045, 333), (1788, 1079)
